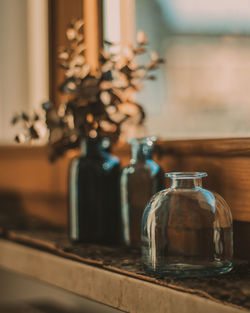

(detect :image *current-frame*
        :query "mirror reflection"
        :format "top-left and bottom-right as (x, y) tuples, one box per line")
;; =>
(105, 0), (250, 139)
(2, 0), (250, 144)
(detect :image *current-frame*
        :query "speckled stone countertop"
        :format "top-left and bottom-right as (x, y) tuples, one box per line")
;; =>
(0, 227), (248, 311)
(0, 209), (249, 312)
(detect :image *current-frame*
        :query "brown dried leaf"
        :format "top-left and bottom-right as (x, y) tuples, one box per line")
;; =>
(100, 91), (111, 105)
(100, 81), (113, 90)
(74, 19), (84, 31)
(100, 120), (117, 132)
(29, 125), (39, 139)
(118, 102), (139, 116)
(11, 115), (19, 125)
(134, 46), (146, 54)
(15, 134), (25, 143)
(58, 51), (69, 60)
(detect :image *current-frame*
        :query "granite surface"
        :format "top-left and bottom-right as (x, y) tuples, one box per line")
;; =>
(0, 211), (249, 311)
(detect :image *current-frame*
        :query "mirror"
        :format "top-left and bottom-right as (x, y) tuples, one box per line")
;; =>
(0, 0), (85, 145)
(104, 0), (250, 139)
(2, 0), (250, 144)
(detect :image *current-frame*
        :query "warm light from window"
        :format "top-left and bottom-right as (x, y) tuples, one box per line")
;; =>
(156, 0), (250, 33)
(104, 0), (120, 43)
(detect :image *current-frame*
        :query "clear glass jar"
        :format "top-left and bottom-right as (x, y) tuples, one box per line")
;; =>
(120, 137), (165, 247)
(141, 172), (233, 277)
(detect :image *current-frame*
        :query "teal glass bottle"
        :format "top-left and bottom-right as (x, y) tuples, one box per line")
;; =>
(120, 137), (165, 247)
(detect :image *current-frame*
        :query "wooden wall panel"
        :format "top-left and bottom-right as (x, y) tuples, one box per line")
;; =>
(0, 140), (250, 258)
(0, 146), (71, 227)
(154, 155), (250, 222)
(0, 146), (71, 195)
(1, 142), (250, 222)
(115, 140), (250, 223)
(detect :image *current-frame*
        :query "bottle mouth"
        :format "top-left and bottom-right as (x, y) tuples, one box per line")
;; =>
(165, 172), (207, 179)
(127, 136), (157, 145)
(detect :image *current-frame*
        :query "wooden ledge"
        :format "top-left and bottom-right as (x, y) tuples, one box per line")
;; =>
(155, 138), (250, 157)
(0, 239), (248, 313)
(2, 136), (250, 158)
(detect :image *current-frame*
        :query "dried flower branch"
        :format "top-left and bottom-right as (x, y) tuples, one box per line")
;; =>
(12, 20), (164, 161)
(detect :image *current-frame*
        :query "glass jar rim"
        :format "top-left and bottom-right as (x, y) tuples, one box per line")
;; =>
(165, 172), (207, 179)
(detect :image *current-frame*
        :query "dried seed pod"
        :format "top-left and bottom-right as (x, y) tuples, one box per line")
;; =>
(136, 30), (147, 44)
(151, 51), (159, 61)
(29, 125), (39, 139)
(15, 134), (26, 143)
(12, 18), (164, 161)
(100, 91), (111, 105)
(66, 28), (77, 41)
(11, 115), (19, 125)
(59, 51), (69, 60)
(42, 101), (52, 111)
(74, 19), (84, 31)
(21, 113), (29, 122)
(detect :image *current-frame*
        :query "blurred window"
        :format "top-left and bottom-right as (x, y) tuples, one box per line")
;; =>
(105, 0), (250, 139)
(0, 0), (48, 144)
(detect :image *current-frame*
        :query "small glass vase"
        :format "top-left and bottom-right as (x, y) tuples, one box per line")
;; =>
(120, 137), (165, 247)
(142, 172), (233, 277)
(68, 137), (120, 244)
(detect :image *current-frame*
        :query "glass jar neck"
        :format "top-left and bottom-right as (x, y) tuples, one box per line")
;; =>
(170, 178), (202, 189)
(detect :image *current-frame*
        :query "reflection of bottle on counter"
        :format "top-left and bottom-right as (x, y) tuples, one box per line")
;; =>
(120, 137), (165, 247)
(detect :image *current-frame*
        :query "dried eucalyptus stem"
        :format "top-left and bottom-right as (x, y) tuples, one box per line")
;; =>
(12, 20), (164, 161)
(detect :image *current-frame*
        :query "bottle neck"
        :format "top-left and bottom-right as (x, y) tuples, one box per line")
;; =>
(131, 144), (149, 164)
(170, 178), (202, 189)
(131, 143), (154, 164)
(80, 137), (108, 157)
(129, 137), (155, 164)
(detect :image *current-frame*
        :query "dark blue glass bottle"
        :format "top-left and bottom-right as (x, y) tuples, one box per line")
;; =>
(120, 137), (165, 247)
(69, 137), (120, 244)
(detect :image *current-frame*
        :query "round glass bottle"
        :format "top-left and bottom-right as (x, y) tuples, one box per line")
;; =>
(69, 137), (120, 244)
(120, 137), (165, 247)
(141, 172), (233, 277)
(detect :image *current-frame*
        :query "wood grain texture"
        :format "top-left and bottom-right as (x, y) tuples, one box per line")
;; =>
(83, 0), (103, 72)
(155, 154), (250, 222)
(0, 146), (71, 195)
(0, 146), (70, 227)
(156, 138), (250, 157)
(1, 140), (250, 222)
(0, 139), (250, 259)
(115, 141), (250, 222)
